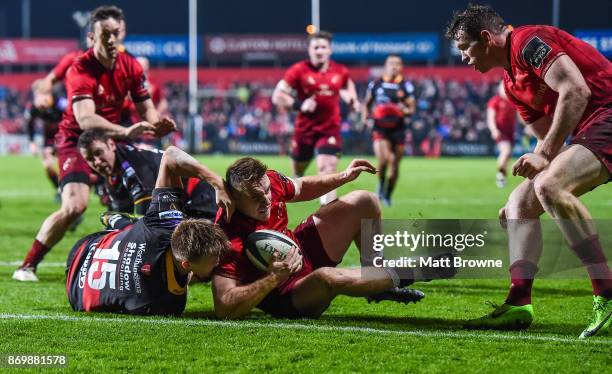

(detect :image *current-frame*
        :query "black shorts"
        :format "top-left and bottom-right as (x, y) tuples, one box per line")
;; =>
(372, 125), (407, 147)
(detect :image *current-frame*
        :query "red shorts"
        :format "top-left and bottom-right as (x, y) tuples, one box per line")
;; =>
(257, 215), (338, 318)
(44, 122), (59, 148)
(571, 110), (612, 178)
(291, 132), (342, 162)
(495, 129), (514, 144)
(55, 132), (92, 188)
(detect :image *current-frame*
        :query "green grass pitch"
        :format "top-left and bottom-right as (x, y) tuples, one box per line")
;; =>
(0, 154), (610, 372)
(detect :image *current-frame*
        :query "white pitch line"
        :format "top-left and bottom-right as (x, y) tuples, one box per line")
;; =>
(0, 313), (609, 345)
(0, 261), (65, 267)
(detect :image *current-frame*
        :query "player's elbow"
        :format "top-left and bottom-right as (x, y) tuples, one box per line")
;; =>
(161, 146), (180, 167)
(76, 114), (95, 130)
(271, 90), (284, 107)
(563, 81), (591, 104)
(214, 300), (246, 320)
(576, 84), (591, 102)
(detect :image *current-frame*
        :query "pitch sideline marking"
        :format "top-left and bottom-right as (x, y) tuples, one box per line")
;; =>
(0, 261), (65, 267)
(0, 313), (609, 345)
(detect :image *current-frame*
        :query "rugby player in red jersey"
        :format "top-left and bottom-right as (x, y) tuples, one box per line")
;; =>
(66, 146), (232, 315)
(362, 54), (416, 206)
(13, 6), (176, 282)
(486, 81), (518, 188)
(447, 4), (611, 337)
(33, 11), (127, 109)
(272, 31), (360, 205)
(211, 157), (427, 319)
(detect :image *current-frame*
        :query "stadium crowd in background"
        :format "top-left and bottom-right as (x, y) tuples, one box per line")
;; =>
(4, 77), (516, 157)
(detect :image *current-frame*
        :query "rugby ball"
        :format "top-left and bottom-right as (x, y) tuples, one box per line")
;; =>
(244, 229), (300, 271)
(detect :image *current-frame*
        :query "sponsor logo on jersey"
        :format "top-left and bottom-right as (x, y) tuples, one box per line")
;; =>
(522, 36), (552, 69)
(158, 210), (184, 220)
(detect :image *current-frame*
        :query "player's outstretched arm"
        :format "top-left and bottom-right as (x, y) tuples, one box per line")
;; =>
(135, 99), (177, 137)
(156, 146), (233, 219)
(290, 159), (377, 202)
(73, 98), (156, 139)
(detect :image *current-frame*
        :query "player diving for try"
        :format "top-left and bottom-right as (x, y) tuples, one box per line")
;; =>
(211, 157), (436, 320)
(272, 31), (361, 205)
(447, 4), (612, 338)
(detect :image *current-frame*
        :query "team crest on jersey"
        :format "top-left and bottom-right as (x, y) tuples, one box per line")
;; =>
(522, 36), (552, 69)
(97, 84), (105, 96)
(140, 264), (151, 276)
(307, 75), (316, 85)
(277, 201), (285, 219)
(331, 75), (339, 84)
(62, 156), (74, 171)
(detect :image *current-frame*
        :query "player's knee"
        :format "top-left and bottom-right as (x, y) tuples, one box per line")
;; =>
(62, 200), (87, 219)
(533, 175), (566, 209)
(352, 190), (381, 218)
(315, 267), (350, 292)
(507, 186), (540, 218)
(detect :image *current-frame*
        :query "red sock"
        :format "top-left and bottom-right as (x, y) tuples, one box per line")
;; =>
(570, 235), (612, 299)
(505, 260), (538, 306)
(21, 239), (51, 270)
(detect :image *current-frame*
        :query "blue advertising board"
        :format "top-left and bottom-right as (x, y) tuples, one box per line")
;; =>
(123, 35), (197, 62)
(331, 33), (439, 61)
(575, 30), (612, 57)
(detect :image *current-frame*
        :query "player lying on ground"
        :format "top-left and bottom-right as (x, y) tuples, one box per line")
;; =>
(14, 6), (176, 282)
(362, 54), (416, 206)
(211, 157), (429, 320)
(272, 31), (360, 205)
(66, 146), (232, 315)
(447, 4), (611, 338)
(486, 81), (519, 188)
(78, 128), (217, 220)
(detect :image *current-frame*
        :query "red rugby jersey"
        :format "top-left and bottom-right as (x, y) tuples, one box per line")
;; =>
(214, 170), (298, 284)
(283, 60), (350, 136)
(487, 95), (517, 132)
(52, 50), (84, 82)
(503, 25), (612, 135)
(58, 49), (150, 143)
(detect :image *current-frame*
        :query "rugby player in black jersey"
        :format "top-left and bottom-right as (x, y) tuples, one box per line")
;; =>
(78, 128), (217, 220)
(65, 146), (232, 315)
(362, 55), (416, 206)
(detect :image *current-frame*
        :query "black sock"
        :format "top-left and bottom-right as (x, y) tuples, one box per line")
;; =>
(386, 175), (397, 199)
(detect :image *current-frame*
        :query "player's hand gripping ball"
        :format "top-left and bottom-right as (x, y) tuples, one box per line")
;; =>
(244, 230), (301, 271)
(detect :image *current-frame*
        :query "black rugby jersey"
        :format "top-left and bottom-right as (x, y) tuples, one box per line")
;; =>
(66, 188), (188, 315)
